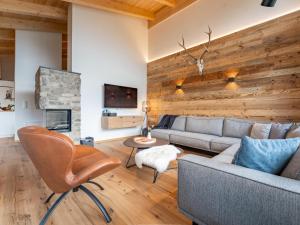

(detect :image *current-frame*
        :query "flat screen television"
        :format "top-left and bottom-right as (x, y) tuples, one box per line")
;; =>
(104, 84), (137, 108)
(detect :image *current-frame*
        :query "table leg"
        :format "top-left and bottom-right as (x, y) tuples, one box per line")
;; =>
(126, 147), (137, 168)
(153, 169), (159, 183)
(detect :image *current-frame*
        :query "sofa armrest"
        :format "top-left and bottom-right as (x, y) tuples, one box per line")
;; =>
(178, 154), (300, 225)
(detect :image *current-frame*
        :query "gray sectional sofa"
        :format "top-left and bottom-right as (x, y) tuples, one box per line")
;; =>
(152, 116), (252, 153)
(152, 116), (300, 225)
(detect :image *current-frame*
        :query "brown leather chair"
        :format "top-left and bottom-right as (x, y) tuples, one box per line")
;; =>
(18, 126), (121, 225)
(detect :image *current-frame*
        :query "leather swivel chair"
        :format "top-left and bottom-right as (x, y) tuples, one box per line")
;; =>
(18, 126), (121, 225)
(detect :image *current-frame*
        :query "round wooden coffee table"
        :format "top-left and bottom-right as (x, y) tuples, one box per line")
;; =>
(123, 136), (169, 168)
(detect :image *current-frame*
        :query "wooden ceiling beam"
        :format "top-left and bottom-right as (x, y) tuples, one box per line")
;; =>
(61, 0), (155, 20)
(149, 0), (197, 28)
(0, 0), (67, 21)
(0, 15), (67, 33)
(154, 0), (176, 7)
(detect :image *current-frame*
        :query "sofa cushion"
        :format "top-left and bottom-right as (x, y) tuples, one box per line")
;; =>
(151, 129), (174, 141)
(170, 131), (217, 151)
(269, 123), (292, 139)
(286, 125), (300, 138)
(250, 123), (272, 139)
(234, 136), (300, 174)
(185, 117), (224, 136)
(212, 143), (241, 163)
(281, 145), (300, 180)
(171, 116), (186, 131)
(210, 137), (241, 153)
(223, 118), (254, 138)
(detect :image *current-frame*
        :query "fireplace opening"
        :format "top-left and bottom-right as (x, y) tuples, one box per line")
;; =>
(46, 109), (71, 132)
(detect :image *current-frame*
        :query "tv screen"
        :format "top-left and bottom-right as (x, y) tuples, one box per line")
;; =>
(104, 84), (137, 108)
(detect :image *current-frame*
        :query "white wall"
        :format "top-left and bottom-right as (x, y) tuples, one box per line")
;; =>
(71, 5), (148, 141)
(149, 0), (300, 61)
(15, 31), (61, 139)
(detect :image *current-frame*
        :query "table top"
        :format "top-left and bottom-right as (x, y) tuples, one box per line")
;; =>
(123, 136), (169, 149)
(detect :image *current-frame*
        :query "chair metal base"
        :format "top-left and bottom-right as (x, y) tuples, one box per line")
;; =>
(44, 181), (104, 205)
(87, 180), (104, 191)
(40, 185), (111, 225)
(44, 192), (55, 204)
(40, 191), (70, 225)
(79, 185), (111, 223)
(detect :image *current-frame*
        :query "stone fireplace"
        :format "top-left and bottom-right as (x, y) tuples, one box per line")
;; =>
(35, 67), (81, 143)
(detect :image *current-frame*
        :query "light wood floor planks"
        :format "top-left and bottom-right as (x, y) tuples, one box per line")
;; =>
(0, 137), (209, 225)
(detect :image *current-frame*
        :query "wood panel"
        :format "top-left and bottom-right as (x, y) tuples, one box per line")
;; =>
(0, 0), (67, 21)
(102, 116), (144, 129)
(0, 137), (207, 224)
(62, 33), (67, 70)
(0, 14), (67, 33)
(147, 11), (300, 124)
(0, 28), (14, 80)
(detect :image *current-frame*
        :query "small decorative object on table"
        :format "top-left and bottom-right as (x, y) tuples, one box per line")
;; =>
(134, 137), (157, 145)
(147, 126), (152, 139)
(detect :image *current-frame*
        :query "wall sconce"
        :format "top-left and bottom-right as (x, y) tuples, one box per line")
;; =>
(175, 80), (184, 95)
(225, 69), (239, 90)
(227, 77), (236, 83)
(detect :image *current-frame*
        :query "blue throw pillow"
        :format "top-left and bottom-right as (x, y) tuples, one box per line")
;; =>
(234, 136), (300, 174)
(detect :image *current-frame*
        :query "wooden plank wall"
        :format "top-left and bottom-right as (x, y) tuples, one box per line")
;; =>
(147, 11), (300, 124)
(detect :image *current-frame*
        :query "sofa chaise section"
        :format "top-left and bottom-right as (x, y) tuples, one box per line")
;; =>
(178, 153), (300, 225)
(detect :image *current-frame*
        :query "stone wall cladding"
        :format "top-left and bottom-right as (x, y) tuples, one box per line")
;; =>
(35, 67), (81, 143)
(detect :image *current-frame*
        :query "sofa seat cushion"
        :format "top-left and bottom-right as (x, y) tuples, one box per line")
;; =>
(170, 131), (217, 151)
(212, 143), (241, 163)
(152, 129), (174, 141)
(210, 137), (241, 153)
(185, 116), (224, 136)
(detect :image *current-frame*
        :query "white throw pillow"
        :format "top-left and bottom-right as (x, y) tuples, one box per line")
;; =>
(250, 123), (272, 139)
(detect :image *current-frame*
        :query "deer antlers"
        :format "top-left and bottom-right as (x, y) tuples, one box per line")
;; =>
(199, 26), (212, 61)
(178, 36), (198, 64)
(178, 26), (212, 75)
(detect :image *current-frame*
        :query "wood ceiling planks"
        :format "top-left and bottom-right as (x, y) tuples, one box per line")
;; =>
(61, 0), (155, 20)
(147, 11), (300, 123)
(149, 0), (197, 28)
(0, 0), (196, 32)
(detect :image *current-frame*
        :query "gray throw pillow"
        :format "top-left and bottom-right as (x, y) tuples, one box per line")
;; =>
(269, 123), (292, 139)
(250, 123), (272, 139)
(281, 145), (300, 180)
(286, 125), (300, 138)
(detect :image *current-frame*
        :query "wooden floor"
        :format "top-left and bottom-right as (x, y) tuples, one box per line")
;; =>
(0, 137), (210, 225)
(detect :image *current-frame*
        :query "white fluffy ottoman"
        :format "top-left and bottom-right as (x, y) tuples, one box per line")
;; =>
(135, 145), (181, 183)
